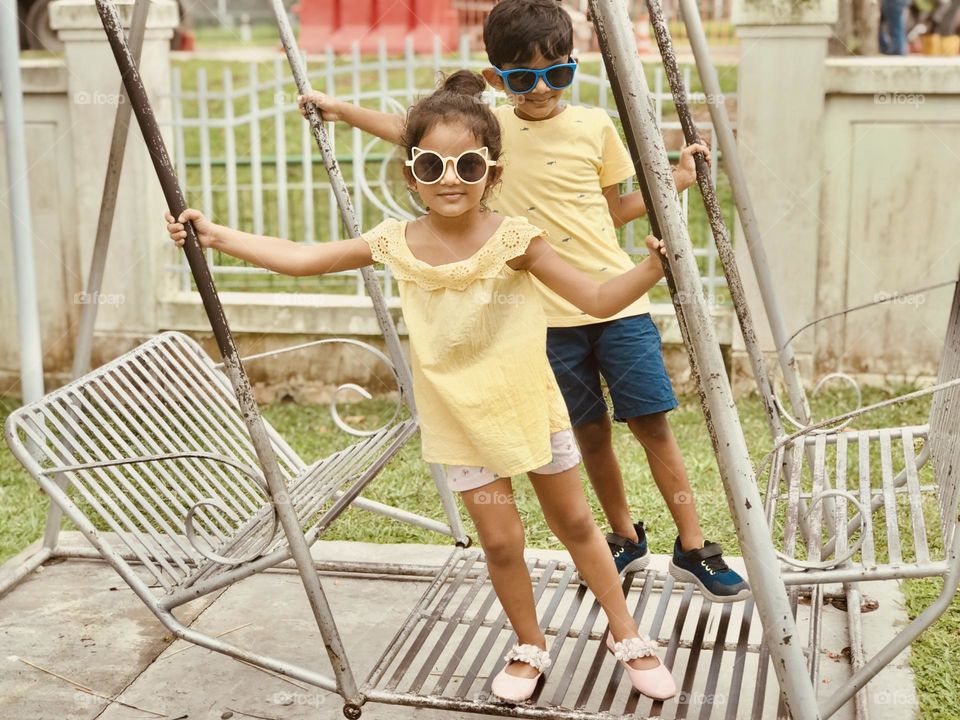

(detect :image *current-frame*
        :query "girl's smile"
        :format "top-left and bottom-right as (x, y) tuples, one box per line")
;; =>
(406, 122), (499, 220)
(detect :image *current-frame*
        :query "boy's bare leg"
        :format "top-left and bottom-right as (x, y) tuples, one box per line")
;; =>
(528, 467), (658, 671)
(625, 412), (705, 551)
(571, 414), (639, 541)
(461, 479), (544, 679)
(574, 411), (705, 551)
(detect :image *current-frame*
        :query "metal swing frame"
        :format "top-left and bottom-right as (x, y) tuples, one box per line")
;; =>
(645, 1), (960, 718)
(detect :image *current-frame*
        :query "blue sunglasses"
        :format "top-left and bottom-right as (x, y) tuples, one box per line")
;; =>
(493, 59), (578, 95)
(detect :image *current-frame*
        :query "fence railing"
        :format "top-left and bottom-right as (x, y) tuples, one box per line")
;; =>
(165, 35), (736, 307)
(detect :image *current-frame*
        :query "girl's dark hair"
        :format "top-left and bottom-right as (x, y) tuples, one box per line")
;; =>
(401, 70), (502, 164)
(483, 0), (573, 68)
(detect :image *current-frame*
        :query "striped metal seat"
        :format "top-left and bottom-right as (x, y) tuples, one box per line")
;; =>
(4, 331), (418, 604)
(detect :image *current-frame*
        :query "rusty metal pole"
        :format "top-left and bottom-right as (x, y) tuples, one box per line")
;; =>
(93, 1), (364, 711)
(266, 0), (469, 548)
(643, 0), (783, 442)
(587, 2), (821, 718)
(678, 0), (813, 429)
(647, 0), (824, 546)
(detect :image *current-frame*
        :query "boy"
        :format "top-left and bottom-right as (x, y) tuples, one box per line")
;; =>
(299, 0), (749, 602)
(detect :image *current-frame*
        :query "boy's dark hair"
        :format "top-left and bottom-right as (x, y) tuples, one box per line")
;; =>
(401, 70), (502, 163)
(483, 0), (574, 68)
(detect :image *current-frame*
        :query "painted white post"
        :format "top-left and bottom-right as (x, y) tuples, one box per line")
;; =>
(0, 3), (45, 403)
(730, 0), (837, 385)
(50, 0), (179, 343)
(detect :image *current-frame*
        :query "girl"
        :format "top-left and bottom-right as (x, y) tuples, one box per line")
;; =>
(165, 70), (676, 703)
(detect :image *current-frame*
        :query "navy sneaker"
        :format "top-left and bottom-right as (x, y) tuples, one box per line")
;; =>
(578, 522), (651, 586)
(668, 538), (751, 603)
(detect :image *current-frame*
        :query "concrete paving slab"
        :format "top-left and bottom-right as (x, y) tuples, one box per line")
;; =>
(0, 533), (919, 720)
(0, 556), (214, 720)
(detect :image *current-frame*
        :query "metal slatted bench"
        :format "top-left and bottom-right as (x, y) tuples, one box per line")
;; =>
(363, 552), (795, 719)
(750, 277), (960, 717)
(4, 330), (418, 654)
(764, 277), (960, 587)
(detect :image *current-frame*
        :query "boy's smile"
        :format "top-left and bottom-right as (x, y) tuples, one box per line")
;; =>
(483, 51), (571, 122)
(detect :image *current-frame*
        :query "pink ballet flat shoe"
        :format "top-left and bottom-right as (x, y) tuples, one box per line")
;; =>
(605, 633), (677, 700)
(490, 643), (551, 703)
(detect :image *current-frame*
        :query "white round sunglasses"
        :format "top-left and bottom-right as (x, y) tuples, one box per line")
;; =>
(405, 146), (497, 185)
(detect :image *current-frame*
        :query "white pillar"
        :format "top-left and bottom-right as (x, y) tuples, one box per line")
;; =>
(730, 0), (837, 385)
(50, 0), (179, 342)
(1, 3), (45, 402)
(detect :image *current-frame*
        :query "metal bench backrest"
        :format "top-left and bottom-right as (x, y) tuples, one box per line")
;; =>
(929, 278), (960, 553)
(4, 332), (305, 593)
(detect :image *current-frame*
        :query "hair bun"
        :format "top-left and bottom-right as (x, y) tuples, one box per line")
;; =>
(441, 70), (486, 98)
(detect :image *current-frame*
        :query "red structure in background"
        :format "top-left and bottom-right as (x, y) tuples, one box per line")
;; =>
(294, 0), (461, 54)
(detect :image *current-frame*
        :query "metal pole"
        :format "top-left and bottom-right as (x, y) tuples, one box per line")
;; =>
(644, 0), (783, 442)
(71, 0), (150, 379)
(679, 0), (813, 427)
(266, 0), (469, 547)
(93, 1), (364, 710)
(677, 0), (833, 543)
(1, 0), (45, 404)
(587, 2), (821, 718)
(35, 0), (155, 563)
(650, 0), (824, 545)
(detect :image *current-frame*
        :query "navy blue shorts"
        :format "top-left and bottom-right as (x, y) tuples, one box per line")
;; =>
(546, 313), (678, 426)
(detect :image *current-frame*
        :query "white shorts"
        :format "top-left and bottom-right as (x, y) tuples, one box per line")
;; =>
(445, 429), (581, 493)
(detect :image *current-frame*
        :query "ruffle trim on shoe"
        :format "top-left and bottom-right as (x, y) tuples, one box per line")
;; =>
(503, 643), (552, 672)
(611, 636), (657, 662)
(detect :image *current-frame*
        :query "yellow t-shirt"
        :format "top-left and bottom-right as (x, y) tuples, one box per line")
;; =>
(361, 215), (571, 477)
(487, 103), (650, 327)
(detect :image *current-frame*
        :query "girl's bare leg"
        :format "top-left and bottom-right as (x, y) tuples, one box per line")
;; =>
(528, 467), (659, 671)
(461, 478), (544, 679)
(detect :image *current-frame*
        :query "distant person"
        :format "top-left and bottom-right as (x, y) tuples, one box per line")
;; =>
(881, 0), (909, 54)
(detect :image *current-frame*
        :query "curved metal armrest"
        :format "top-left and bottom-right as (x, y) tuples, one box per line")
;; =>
(39, 450), (266, 490)
(761, 377), (960, 469)
(40, 451), (278, 567)
(215, 338), (412, 436)
(782, 279), (957, 351)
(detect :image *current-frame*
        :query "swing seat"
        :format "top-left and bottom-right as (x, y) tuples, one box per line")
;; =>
(765, 279), (960, 587)
(4, 330), (417, 652)
(363, 551), (793, 719)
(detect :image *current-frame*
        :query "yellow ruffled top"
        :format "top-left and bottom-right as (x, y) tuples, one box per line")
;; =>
(361, 215), (571, 477)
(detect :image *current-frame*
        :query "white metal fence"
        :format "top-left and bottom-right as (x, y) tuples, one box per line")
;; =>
(165, 36), (735, 306)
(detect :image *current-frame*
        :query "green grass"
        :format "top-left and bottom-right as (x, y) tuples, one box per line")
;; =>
(1, 384), (957, 714)
(190, 23), (283, 48)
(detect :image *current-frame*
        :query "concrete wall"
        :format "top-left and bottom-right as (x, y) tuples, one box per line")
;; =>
(0, 59), (78, 383)
(731, 0), (960, 391)
(817, 59), (960, 381)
